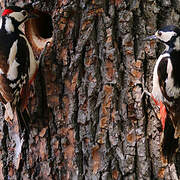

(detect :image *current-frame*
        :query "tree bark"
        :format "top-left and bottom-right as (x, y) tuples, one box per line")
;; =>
(0, 0), (180, 179)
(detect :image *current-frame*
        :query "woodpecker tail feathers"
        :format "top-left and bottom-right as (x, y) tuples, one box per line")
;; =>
(160, 113), (179, 163)
(160, 101), (180, 163)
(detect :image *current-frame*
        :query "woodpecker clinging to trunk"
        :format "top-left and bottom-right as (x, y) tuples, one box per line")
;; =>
(144, 25), (180, 162)
(0, 3), (49, 168)
(0, 4), (40, 124)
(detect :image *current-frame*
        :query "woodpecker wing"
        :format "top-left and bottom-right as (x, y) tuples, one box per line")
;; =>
(157, 56), (174, 102)
(0, 32), (30, 117)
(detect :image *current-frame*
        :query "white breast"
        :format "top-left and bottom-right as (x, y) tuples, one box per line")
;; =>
(151, 53), (169, 102)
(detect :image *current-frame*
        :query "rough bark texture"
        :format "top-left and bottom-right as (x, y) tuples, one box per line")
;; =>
(0, 0), (180, 179)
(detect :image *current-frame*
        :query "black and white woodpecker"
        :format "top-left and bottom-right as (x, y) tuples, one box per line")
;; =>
(144, 25), (180, 162)
(0, 4), (42, 126)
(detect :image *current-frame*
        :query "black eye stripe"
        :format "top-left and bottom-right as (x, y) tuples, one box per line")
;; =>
(158, 31), (162, 36)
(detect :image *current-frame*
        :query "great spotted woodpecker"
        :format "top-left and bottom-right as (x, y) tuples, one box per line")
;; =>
(0, 3), (49, 168)
(144, 25), (180, 162)
(0, 5), (40, 125)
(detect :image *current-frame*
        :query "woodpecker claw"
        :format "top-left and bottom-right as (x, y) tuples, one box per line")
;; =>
(141, 89), (151, 100)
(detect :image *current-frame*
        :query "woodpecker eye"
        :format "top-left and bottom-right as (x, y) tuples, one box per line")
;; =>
(22, 10), (27, 16)
(158, 31), (162, 36)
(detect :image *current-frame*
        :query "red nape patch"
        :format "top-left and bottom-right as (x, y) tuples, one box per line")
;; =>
(2, 9), (14, 16)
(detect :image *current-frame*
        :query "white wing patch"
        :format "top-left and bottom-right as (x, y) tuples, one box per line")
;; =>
(7, 40), (19, 81)
(8, 40), (18, 65)
(7, 60), (20, 80)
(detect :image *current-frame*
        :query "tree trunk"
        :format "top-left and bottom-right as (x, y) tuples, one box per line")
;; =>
(0, 0), (180, 179)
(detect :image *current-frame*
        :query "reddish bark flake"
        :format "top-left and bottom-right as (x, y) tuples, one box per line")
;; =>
(100, 117), (108, 129)
(82, 20), (92, 31)
(112, 108), (116, 122)
(158, 168), (165, 179)
(9, 166), (14, 177)
(62, 96), (69, 122)
(60, 48), (68, 65)
(106, 36), (112, 43)
(106, 61), (115, 80)
(85, 58), (93, 67)
(114, 0), (123, 6)
(112, 170), (119, 179)
(125, 50), (133, 56)
(104, 85), (113, 95)
(65, 79), (71, 92)
(126, 132), (135, 143)
(59, 23), (66, 30)
(59, 0), (68, 6)
(87, 48), (93, 57)
(80, 99), (87, 112)
(40, 138), (47, 161)
(60, 17), (67, 24)
(48, 95), (59, 106)
(39, 127), (48, 137)
(131, 69), (142, 79)
(127, 131), (142, 143)
(88, 8), (104, 16)
(66, 20), (75, 35)
(134, 60), (142, 69)
(125, 41), (133, 47)
(92, 146), (101, 174)
(71, 72), (78, 92)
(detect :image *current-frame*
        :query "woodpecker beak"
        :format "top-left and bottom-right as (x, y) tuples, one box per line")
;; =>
(144, 35), (157, 41)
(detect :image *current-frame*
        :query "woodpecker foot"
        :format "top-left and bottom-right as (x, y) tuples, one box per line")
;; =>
(159, 101), (167, 130)
(141, 89), (151, 101)
(39, 41), (50, 67)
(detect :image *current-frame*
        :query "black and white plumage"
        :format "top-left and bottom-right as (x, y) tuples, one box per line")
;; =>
(145, 25), (180, 162)
(0, 5), (39, 121)
(0, 4), (39, 168)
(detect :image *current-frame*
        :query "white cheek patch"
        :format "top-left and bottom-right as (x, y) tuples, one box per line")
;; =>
(9, 12), (24, 23)
(5, 18), (14, 33)
(157, 31), (177, 42)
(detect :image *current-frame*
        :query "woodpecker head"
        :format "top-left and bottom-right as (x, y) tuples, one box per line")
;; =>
(1, 5), (37, 26)
(145, 25), (180, 50)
